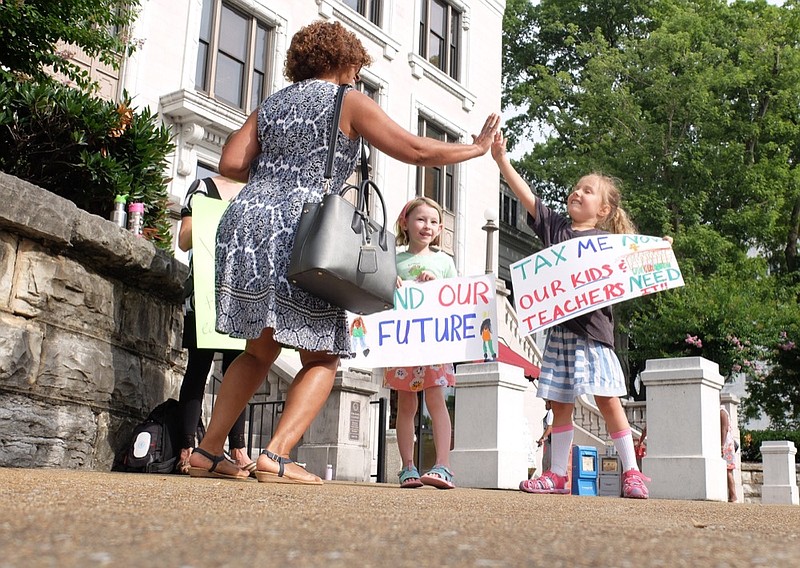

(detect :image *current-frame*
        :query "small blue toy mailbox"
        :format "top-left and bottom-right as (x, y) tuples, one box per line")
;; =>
(571, 445), (598, 496)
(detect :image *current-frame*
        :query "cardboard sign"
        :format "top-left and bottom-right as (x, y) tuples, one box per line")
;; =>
(191, 195), (246, 351)
(346, 274), (498, 368)
(510, 234), (684, 336)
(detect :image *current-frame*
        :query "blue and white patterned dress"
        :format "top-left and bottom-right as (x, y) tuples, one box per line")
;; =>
(215, 80), (360, 355)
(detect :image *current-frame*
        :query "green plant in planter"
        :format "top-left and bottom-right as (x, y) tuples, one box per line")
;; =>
(0, 75), (175, 249)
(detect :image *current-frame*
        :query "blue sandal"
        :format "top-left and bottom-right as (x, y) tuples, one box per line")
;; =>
(421, 464), (455, 489)
(399, 465), (423, 488)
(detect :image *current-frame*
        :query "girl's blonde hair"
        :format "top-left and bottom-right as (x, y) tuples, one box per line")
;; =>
(395, 196), (444, 247)
(578, 173), (637, 234)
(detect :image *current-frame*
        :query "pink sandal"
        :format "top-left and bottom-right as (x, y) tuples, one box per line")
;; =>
(519, 470), (570, 494)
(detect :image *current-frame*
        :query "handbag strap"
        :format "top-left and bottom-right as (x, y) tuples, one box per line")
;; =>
(324, 84), (349, 180)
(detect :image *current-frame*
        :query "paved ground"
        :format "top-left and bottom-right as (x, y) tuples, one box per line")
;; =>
(0, 467), (798, 568)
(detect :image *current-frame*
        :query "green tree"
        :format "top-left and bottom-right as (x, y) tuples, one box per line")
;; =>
(501, 0), (800, 425)
(0, 0), (140, 90)
(0, 0), (175, 249)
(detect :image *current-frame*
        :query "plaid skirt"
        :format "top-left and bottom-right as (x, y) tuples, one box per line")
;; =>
(536, 325), (627, 403)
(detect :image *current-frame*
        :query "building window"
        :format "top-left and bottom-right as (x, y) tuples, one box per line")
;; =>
(418, 0), (461, 80)
(196, 0), (273, 112)
(341, 0), (382, 26)
(417, 118), (457, 211)
(355, 81), (378, 183)
(500, 192), (518, 227)
(416, 117), (457, 254)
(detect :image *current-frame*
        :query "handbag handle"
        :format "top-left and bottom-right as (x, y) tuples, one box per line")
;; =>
(324, 86), (390, 252)
(324, 84), (349, 179)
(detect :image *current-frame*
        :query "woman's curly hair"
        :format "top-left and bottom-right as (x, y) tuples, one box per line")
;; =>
(285, 21), (373, 83)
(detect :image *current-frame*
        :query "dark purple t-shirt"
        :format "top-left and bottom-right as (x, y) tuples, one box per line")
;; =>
(526, 198), (615, 348)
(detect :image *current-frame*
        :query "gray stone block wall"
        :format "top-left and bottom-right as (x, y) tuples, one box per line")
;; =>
(0, 173), (188, 470)
(741, 462), (800, 503)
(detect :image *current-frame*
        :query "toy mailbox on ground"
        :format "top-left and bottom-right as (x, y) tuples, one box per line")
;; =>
(598, 454), (622, 497)
(571, 445), (598, 495)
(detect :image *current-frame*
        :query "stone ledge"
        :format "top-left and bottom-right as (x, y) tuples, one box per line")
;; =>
(0, 172), (187, 302)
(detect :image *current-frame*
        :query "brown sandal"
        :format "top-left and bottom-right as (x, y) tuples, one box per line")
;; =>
(255, 450), (322, 485)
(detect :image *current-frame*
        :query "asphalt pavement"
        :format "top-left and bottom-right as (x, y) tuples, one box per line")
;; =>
(0, 467), (798, 567)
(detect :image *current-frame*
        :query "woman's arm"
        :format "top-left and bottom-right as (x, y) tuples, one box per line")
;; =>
(178, 216), (193, 252)
(491, 132), (538, 220)
(342, 90), (499, 166)
(219, 111), (260, 182)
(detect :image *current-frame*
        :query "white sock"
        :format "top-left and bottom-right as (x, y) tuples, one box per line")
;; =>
(612, 428), (638, 472)
(550, 425), (574, 477)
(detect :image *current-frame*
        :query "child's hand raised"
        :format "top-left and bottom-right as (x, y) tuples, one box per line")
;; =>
(491, 131), (508, 163)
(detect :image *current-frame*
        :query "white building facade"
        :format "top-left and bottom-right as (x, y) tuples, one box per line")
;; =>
(108, 0), (505, 278)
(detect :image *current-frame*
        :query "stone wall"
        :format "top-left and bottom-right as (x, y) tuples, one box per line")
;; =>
(741, 462), (800, 504)
(0, 173), (188, 470)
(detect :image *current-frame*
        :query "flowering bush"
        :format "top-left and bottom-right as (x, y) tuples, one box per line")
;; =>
(741, 429), (800, 463)
(0, 77), (174, 249)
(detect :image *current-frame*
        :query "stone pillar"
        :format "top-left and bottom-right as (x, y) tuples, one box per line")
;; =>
(720, 392), (743, 503)
(640, 357), (727, 501)
(450, 362), (530, 489)
(298, 368), (378, 482)
(760, 441), (799, 505)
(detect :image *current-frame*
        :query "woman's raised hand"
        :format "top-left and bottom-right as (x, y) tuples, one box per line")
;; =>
(471, 113), (501, 155)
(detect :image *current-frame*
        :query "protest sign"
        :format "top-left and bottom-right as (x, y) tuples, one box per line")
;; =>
(511, 234), (683, 336)
(191, 195), (246, 350)
(346, 274), (498, 368)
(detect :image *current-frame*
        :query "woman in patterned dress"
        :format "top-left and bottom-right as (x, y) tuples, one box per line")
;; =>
(189, 20), (500, 483)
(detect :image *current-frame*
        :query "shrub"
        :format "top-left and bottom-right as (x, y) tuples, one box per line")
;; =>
(741, 429), (800, 464)
(0, 74), (175, 249)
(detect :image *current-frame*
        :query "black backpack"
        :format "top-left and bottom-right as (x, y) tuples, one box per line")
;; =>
(123, 398), (201, 474)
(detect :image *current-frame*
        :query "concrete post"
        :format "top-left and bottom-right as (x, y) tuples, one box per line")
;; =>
(760, 441), (799, 505)
(298, 368), (378, 482)
(450, 362), (530, 489)
(720, 392), (743, 503)
(640, 357), (727, 501)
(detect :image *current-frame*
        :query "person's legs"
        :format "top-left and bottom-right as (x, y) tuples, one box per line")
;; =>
(727, 469), (737, 502)
(255, 348), (339, 483)
(424, 386), (451, 468)
(595, 395), (650, 498)
(419, 386), (455, 489)
(176, 346), (215, 471)
(520, 401), (573, 494)
(395, 390), (419, 468)
(190, 329), (281, 478)
(220, 349), (254, 468)
(548, 401), (575, 476)
(595, 395), (638, 470)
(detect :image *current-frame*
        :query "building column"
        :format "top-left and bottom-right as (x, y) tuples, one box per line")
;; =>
(450, 362), (530, 489)
(640, 357), (727, 501)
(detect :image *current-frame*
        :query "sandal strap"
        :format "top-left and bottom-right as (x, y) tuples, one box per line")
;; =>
(425, 464), (453, 481)
(398, 465), (420, 483)
(262, 450), (293, 477)
(192, 447), (224, 473)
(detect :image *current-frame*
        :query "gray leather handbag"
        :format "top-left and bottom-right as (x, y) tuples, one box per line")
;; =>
(288, 85), (397, 315)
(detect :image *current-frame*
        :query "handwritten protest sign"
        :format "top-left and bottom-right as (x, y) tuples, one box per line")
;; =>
(346, 274), (498, 368)
(511, 234), (684, 337)
(191, 195), (246, 351)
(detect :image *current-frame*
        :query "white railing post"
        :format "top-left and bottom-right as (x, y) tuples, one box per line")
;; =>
(760, 441), (799, 505)
(640, 357), (727, 501)
(450, 362), (532, 489)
